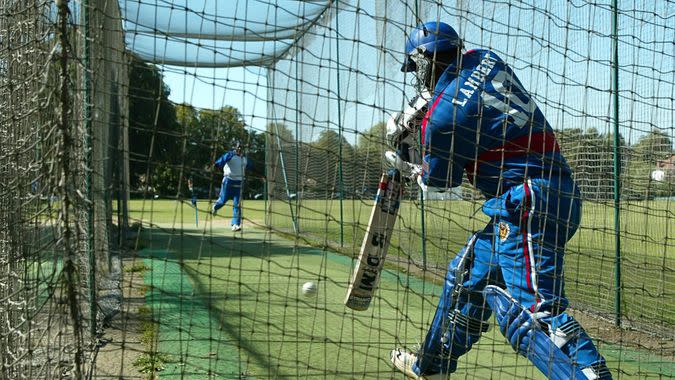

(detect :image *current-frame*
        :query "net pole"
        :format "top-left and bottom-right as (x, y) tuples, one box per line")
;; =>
(264, 68), (270, 225)
(335, 1), (345, 247)
(57, 2), (84, 376)
(294, 39), (300, 233)
(82, 0), (97, 341)
(611, 0), (622, 328)
(274, 122), (299, 233)
(418, 132), (427, 270)
(413, 0), (427, 270)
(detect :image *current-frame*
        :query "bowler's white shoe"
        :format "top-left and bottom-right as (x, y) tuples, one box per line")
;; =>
(390, 349), (446, 380)
(231, 224), (241, 232)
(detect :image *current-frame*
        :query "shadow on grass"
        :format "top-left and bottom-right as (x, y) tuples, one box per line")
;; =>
(136, 223), (346, 378)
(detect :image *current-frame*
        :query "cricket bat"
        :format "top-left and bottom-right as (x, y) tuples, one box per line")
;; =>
(345, 169), (402, 311)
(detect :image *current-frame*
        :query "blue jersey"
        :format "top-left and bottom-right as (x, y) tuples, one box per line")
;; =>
(421, 49), (572, 197)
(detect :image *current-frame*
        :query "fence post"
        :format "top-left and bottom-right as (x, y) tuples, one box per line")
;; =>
(335, 0), (345, 248)
(611, 0), (622, 327)
(82, 0), (97, 341)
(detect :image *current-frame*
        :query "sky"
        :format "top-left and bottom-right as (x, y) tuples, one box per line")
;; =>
(160, 65), (269, 134)
(127, 0), (673, 146)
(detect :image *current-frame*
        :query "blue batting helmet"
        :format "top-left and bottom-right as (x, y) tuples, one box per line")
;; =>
(402, 21), (463, 72)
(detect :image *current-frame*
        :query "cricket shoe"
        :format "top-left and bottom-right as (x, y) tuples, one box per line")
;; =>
(231, 224), (241, 232)
(390, 349), (447, 380)
(211, 204), (217, 215)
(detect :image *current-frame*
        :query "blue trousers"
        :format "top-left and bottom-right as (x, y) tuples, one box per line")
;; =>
(415, 176), (609, 377)
(213, 178), (242, 225)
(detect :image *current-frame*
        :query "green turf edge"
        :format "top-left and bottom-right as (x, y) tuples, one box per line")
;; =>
(141, 249), (243, 379)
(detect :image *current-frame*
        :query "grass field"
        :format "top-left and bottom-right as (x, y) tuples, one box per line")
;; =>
(125, 199), (673, 379)
(263, 197), (675, 328)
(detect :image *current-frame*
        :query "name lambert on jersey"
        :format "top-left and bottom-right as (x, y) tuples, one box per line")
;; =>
(452, 53), (498, 107)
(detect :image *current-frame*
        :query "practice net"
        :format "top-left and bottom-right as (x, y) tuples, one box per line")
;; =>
(0, 0), (672, 378)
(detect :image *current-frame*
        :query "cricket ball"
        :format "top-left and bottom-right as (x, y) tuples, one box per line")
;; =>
(301, 281), (318, 297)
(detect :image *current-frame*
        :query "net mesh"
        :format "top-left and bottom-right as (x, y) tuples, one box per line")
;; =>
(269, 0), (674, 328)
(0, 0), (672, 379)
(0, 0), (127, 377)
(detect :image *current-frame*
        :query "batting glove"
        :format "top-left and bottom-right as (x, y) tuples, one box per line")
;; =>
(385, 150), (422, 180)
(385, 91), (431, 150)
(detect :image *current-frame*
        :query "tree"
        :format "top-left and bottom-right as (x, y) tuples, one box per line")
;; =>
(127, 57), (180, 196)
(265, 123), (297, 198)
(176, 103), (202, 192)
(623, 129), (674, 199)
(632, 129), (673, 164)
(556, 127), (627, 201)
(243, 130), (266, 197)
(308, 129), (355, 197)
(355, 122), (388, 194)
(266, 122), (295, 146)
(199, 106), (249, 149)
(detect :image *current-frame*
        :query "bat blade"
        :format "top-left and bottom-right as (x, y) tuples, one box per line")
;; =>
(345, 169), (402, 311)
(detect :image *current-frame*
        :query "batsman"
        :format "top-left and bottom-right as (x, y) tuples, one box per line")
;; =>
(387, 21), (612, 379)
